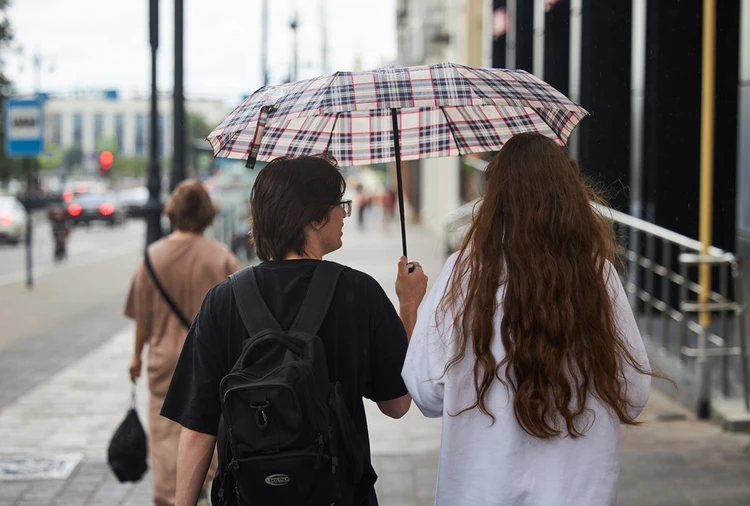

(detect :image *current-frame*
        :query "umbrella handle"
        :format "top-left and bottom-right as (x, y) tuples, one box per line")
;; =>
(391, 108), (409, 261)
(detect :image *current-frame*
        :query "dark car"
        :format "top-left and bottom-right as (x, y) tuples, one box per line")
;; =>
(66, 193), (125, 227)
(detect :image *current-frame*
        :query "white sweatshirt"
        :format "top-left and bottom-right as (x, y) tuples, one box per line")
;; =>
(402, 253), (651, 506)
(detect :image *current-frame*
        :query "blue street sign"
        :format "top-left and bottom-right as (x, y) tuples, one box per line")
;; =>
(5, 98), (44, 157)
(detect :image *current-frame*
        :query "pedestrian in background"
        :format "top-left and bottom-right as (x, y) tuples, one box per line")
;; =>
(402, 133), (654, 506)
(160, 155), (428, 506)
(355, 184), (371, 230)
(380, 185), (397, 231)
(49, 204), (71, 262)
(125, 180), (241, 506)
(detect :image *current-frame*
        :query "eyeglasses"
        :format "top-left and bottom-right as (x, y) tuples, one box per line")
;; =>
(338, 199), (352, 217)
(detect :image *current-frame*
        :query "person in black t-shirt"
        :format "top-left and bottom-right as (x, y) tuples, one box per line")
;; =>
(160, 154), (429, 506)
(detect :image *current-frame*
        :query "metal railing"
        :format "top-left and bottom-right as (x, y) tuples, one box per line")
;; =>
(593, 203), (750, 416)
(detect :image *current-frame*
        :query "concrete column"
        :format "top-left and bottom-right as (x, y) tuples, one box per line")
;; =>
(630, 0), (646, 221)
(61, 112), (74, 149)
(736, 0), (750, 248)
(466, 0), (486, 66)
(532, 0), (545, 78)
(419, 157), (461, 238)
(122, 112), (136, 158)
(506, 0), (516, 68)
(567, 0), (582, 159)
(82, 113), (95, 172)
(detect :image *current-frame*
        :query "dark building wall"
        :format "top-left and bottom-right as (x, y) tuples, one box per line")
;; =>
(515, 0), (535, 71)
(713, 0), (740, 253)
(643, 0), (739, 252)
(577, 0), (632, 211)
(543, 0), (570, 96)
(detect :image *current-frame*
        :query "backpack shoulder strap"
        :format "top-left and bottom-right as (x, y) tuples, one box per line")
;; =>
(230, 266), (282, 336)
(290, 261), (347, 335)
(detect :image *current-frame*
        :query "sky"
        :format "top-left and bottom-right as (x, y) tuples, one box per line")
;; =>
(3, 0), (398, 105)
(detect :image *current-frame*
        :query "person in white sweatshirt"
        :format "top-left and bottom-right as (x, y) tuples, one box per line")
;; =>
(402, 133), (654, 506)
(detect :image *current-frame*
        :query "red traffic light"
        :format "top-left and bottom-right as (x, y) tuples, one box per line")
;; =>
(99, 150), (114, 171)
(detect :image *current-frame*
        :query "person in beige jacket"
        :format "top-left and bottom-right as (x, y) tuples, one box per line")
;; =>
(125, 180), (241, 506)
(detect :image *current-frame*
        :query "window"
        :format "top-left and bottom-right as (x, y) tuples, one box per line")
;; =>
(114, 114), (124, 154)
(50, 114), (62, 146)
(93, 113), (104, 145)
(73, 114), (83, 145)
(135, 114), (146, 156)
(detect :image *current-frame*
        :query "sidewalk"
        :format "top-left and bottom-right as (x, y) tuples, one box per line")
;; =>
(1, 221), (749, 505)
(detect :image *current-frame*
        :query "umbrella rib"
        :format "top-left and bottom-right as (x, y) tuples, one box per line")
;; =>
(530, 107), (576, 143)
(462, 67), (586, 141)
(440, 106), (465, 155)
(324, 112), (341, 160)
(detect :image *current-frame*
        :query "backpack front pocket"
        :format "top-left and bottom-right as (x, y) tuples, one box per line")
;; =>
(230, 450), (339, 506)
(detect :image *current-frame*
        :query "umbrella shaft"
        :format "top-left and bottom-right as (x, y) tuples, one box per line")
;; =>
(391, 109), (408, 259)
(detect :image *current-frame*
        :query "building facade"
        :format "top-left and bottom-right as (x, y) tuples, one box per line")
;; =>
(41, 90), (231, 172)
(396, 0), (493, 238)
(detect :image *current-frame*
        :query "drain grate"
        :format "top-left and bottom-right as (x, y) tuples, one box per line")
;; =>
(0, 454), (82, 481)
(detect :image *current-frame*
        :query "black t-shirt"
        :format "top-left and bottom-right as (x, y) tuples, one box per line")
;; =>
(160, 259), (408, 505)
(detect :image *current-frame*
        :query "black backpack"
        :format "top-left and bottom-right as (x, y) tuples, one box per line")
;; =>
(215, 261), (366, 506)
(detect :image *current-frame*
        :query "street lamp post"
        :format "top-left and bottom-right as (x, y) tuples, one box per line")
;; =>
(290, 14), (299, 82)
(262, 0), (269, 86)
(144, 0), (162, 247)
(171, 0), (185, 192)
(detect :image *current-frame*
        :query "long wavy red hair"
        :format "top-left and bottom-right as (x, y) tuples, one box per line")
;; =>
(440, 133), (651, 439)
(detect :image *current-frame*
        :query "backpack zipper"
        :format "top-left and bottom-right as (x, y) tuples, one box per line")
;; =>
(314, 433), (325, 470)
(222, 381), (301, 460)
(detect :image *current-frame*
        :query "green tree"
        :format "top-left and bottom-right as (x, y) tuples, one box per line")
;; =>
(38, 143), (63, 170)
(187, 111), (213, 141)
(110, 156), (148, 179)
(95, 133), (118, 153)
(0, 0), (17, 185)
(63, 144), (83, 173)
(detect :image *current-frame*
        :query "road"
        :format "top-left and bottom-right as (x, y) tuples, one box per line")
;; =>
(0, 218), (145, 287)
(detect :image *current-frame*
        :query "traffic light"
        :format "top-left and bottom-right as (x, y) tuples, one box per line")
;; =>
(99, 150), (114, 176)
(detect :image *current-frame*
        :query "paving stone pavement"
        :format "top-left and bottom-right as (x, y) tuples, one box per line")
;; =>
(1, 223), (750, 505)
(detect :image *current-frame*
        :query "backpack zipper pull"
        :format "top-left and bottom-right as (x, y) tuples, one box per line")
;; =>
(314, 433), (324, 470)
(328, 427), (339, 474)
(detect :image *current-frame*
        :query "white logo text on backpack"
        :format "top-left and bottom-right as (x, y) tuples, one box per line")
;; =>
(264, 474), (291, 486)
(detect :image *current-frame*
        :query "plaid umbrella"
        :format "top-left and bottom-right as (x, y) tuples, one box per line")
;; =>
(207, 62), (588, 257)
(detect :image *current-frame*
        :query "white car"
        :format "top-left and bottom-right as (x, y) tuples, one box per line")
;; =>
(0, 196), (28, 245)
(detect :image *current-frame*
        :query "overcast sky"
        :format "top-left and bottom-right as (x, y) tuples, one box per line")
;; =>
(4, 0), (398, 104)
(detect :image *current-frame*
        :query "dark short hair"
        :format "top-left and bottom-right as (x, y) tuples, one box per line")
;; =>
(250, 155), (345, 261)
(164, 180), (217, 233)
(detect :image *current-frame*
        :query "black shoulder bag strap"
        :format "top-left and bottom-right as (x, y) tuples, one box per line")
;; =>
(230, 266), (282, 336)
(143, 249), (192, 330)
(290, 261), (347, 335)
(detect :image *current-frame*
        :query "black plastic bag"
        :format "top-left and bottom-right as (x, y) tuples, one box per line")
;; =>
(108, 385), (148, 483)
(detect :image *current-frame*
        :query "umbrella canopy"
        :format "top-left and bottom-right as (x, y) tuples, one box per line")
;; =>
(207, 62), (588, 168)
